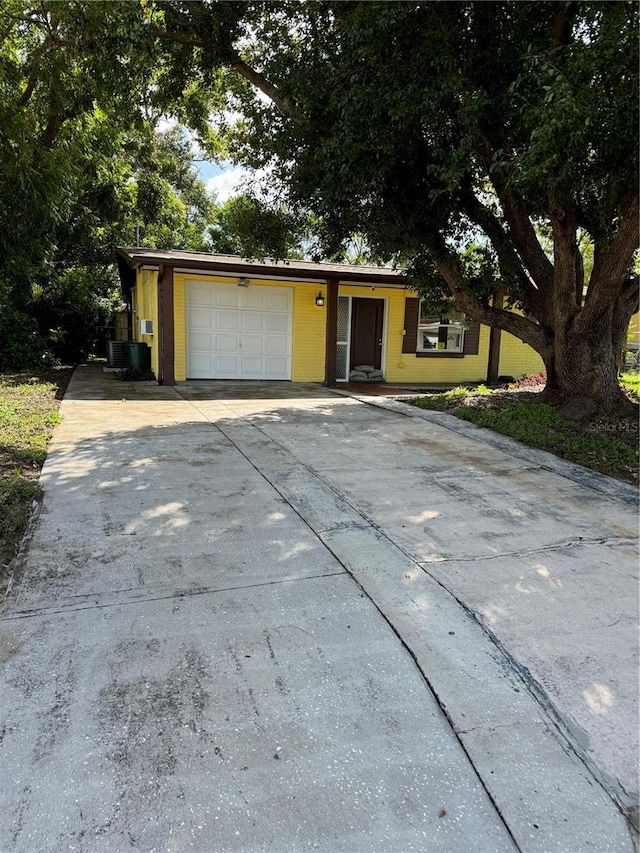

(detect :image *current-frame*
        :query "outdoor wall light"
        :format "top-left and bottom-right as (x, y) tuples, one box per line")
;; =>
(315, 292), (325, 307)
(237, 277), (250, 288)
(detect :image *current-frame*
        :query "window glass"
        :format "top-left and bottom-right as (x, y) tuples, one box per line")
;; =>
(418, 302), (464, 352)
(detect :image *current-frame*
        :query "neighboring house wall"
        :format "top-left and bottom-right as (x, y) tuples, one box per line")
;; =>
(628, 311), (640, 351)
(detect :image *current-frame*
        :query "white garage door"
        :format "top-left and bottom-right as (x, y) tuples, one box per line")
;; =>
(186, 281), (293, 379)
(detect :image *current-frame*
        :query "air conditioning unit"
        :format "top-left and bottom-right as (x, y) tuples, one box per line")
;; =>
(140, 319), (153, 335)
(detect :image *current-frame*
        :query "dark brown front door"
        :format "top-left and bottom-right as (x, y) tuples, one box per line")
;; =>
(350, 298), (384, 370)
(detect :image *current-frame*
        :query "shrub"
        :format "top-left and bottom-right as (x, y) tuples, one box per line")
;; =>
(0, 307), (53, 370)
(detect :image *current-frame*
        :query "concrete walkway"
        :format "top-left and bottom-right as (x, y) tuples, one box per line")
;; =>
(0, 363), (637, 852)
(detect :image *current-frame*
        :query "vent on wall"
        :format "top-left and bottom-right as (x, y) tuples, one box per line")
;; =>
(140, 319), (154, 335)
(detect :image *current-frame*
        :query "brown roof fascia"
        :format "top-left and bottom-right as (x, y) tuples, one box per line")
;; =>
(116, 247), (410, 289)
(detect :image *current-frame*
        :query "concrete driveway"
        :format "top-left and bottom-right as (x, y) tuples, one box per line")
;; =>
(0, 364), (637, 852)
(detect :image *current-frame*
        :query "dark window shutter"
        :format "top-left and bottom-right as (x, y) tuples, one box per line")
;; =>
(463, 321), (480, 355)
(403, 298), (419, 353)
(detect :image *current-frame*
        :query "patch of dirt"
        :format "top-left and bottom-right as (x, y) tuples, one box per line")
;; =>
(1, 366), (75, 400)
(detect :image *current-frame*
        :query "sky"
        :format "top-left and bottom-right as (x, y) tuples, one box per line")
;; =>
(195, 160), (249, 203)
(157, 116), (251, 204)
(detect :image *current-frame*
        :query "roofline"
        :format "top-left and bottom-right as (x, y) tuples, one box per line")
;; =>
(116, 247), (411, 289)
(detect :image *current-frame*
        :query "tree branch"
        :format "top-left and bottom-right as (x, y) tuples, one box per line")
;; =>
(150, 28), (305, 123)
(429, 235), (547, 352)
(460, 184), (554, 325)
(549, 1), (579, 50)
(549, 196), (580, 329)
(474, 134), (555, 293)
(581, 189), (640, 325)
(39, 111), (68, 150)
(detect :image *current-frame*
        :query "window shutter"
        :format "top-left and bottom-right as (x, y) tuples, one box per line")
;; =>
(463, 321), (480, 355)
(403, 298), (419, 353)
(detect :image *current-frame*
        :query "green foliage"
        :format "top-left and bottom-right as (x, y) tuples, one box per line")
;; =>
(0, 3), (217, 368)
(0, 308), (52, 371)
(209, 195), (309, 259)
(131, 126), (214, 251)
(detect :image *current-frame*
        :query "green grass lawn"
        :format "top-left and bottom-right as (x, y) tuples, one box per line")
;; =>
(408, 378), (639, 484)
(0, 368), (73, 591)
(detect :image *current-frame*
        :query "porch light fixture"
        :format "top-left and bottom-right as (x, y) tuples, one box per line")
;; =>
(237, 277), (250, 288)
(315, 291), (325, 307)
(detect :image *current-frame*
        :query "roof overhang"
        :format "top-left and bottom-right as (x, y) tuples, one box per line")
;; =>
(116, 247), (411, 293)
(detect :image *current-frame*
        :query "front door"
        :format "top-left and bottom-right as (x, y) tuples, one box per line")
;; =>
(350, 298), (384, 370)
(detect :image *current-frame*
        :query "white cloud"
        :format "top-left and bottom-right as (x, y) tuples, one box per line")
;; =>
(206, 167), (249, 202)
(156, 115), (177, 133)
(207, 166), (269, 203)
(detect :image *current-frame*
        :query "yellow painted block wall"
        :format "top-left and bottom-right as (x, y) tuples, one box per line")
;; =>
(498, 332), (545, 379)
(292, 284), (325, 382)
(133, 270), (159, 377)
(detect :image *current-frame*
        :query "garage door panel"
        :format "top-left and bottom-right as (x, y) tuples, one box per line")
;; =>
(213, 333), (239, 351)
(265, 314), (289, 333)
(214, 289), (241, 309)
(215, 312), (239, 331)
(189, 285), (214, 307)
(190, 332), (213, 351)
(190, 355), (213, 374)
(240, 356), (264, 373)
(267, 292), (290, 311)
(241, 313), (266, 332)
(242, 289), (269, 310)
(264, 357), (289, 376)
(188, 308), (212, 330)
(216, 356), (240, 373)
(240, 335), (265, 355)
(186, 281), (292, 379)
(265, 337), (288, 355)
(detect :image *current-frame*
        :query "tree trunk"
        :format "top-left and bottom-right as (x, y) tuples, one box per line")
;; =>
(540, 310), (637, 419)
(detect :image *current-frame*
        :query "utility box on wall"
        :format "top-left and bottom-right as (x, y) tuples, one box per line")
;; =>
(139, 319), (153, 335)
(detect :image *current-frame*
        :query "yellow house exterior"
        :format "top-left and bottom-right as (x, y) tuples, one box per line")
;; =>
(117, 248), (544, 386)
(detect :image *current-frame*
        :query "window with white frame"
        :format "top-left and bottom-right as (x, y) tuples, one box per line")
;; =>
(418, 302), (465, 352)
